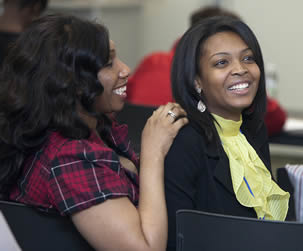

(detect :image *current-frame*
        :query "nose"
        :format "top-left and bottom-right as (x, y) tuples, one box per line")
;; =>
(231, 61), (248, 76)
(118, 60), (131, 78)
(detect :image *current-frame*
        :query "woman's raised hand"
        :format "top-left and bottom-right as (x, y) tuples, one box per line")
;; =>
(141, 102), (188, 160)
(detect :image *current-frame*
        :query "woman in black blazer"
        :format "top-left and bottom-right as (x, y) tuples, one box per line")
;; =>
(164, 16), (290, 251)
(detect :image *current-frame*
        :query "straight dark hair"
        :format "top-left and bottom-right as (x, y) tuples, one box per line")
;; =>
(171, 16), (266, 143)
(0, 14), (110, 195)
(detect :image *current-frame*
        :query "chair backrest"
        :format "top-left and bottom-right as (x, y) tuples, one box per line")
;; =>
(176, 209), (303, 251)
(116, 103), (157, 153)
(0, 200), (94, 251)
(277, 167), (296, 220)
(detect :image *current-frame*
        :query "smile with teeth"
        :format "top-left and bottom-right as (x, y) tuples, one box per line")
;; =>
(228, 83), (249, 91)
(113, 85), (127, 95)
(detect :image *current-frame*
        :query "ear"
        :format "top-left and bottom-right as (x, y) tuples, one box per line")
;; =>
(194, 76), (202, 94)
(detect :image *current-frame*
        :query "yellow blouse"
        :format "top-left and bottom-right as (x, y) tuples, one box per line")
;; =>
(213, 113), (289, 221)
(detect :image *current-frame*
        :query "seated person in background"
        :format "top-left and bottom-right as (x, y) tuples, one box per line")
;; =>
(0, 14), (188, 251)
(126, 49), (174, 106)
(265, 96), (287, 136)
(127, 5), (287, 136)
(0, 0), (48, 66)
(164, 16), (290, 251)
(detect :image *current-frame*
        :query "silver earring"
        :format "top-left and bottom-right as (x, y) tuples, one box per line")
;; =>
(195, 85), (206, 112)
(197, 100), (206, 113)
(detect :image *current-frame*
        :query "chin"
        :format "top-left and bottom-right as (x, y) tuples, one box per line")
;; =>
(113, 103), (125, 113)
(233, 100), (254, 111)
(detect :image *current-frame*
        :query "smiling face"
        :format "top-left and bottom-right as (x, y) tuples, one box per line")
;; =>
(196, 31), (260, 121)
(95, 40), (130, 114)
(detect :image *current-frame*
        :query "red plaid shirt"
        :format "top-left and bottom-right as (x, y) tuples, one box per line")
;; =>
(9, 122), (139, 216)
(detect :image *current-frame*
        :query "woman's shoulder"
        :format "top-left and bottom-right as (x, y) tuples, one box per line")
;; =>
(174, 123), (207, 145)
(48, 131), (107, 151)
(168, 123), (208, 157)
(44, 131), (115, 165)
(165, 123), (209, 177)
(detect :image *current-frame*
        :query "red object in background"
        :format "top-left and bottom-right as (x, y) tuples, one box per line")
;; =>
(265, 96), (287, 136)
(127, 51), (174, 106)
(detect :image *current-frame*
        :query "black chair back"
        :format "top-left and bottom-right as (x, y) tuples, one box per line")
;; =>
(116, 103), (157, 153)
(277, 167), (296, 220)
(0, 200), (94, 251)
(176, 209), (303, 251)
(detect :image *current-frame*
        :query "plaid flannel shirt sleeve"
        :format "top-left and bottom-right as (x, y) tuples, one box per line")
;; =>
(47, 139), (136, 216)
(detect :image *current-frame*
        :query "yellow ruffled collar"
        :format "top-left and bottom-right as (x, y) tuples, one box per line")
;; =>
(212, 113), (289, 221)
(213, 113), (242, 137)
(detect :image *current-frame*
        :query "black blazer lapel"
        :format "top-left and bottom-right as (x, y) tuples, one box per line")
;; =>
(213, 151), (235, 195)
(206, 141), (235, 196)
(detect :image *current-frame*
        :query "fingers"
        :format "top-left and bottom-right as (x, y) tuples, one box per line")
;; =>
(164, 103), (188, 135)
(141, 102), (188, 158)
(167, 110), (177, 121)
(153, 102), (187, 123)
(164, 103), (187, 124)
(171, 116), (189, 132)
(148, 102), (188, 129)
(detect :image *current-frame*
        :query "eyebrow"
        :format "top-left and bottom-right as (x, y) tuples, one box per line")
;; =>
(209, 47), (252, 60)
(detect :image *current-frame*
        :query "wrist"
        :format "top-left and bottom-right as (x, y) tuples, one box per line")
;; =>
(140, 152), (165, 164)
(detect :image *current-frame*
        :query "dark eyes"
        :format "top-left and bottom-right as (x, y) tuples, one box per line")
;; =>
(214, 55), (256, 67)
(243, 55), (256, 62)
(214, 59), (228, 67)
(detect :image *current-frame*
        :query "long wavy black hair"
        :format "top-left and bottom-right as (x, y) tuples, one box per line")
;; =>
(171, 16), (267, 144)
(0, 14), (110, 195)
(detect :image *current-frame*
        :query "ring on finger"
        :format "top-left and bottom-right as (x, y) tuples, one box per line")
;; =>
(167, 110), (177, 120)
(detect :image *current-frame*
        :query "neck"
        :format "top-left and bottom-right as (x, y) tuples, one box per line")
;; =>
(79, 112), (97, 131)
(211, 111), (242, 122)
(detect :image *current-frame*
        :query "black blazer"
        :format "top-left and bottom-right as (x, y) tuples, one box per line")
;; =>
(164, 120), (271, 251)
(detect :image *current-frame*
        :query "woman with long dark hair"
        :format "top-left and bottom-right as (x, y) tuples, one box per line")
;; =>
(164, 16), (289, 250)
(0, 14), (188, 250)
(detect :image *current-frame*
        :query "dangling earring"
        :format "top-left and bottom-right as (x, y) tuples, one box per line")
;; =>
(197, 100), (206, 113)
(195, 85), (206, 113)
(195, 86), (202, 94)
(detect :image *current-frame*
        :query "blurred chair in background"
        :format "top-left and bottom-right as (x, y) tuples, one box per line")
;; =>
(279, 164), (303, 222)
(277, 167), (296, 221)
(116, 103), (156, 153)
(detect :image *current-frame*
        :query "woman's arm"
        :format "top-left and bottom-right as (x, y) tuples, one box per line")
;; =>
(164, 126), (203, 251)
(72, 103), (188, 251)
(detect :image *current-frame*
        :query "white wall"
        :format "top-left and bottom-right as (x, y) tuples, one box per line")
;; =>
(98, 0), (214, 69)
(97, 6), (142, 72)
(48, 2), (142, 69)
(139, 0), (213, 55)
(221, 0), (303, 113)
